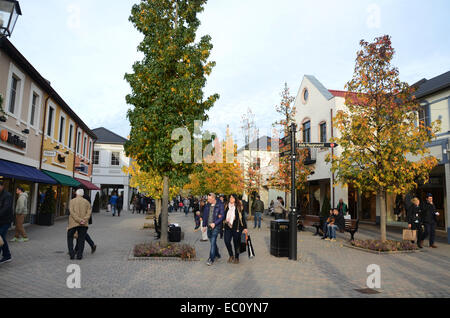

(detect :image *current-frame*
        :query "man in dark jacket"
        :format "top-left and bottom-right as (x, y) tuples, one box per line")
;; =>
(202, 193), (225, 266)
(325, 209), (344, 242)
(252, 195), (265, 230)
(420, 194), (440, 248)
(0, 181), (14, 264)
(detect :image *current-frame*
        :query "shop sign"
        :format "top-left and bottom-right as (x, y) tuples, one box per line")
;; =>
(0, 128), (27, 150)
(44, 151), (57, 157)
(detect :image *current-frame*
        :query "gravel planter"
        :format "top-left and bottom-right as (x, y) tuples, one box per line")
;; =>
(127, 248), (199, 261)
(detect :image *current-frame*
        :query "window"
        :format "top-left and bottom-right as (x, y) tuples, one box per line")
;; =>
(58, 116), (65, 144)
(303, 89), (309, 102)
(8, 75), (19, 114)
(89, 140), (92, 160)
(303, 121), (311, 143)
(68, 124), (74, 149)
(30, 93), (38, 126)
(111, 152), (120, 166)
(418, 105), (430, 128)
(93, 151), (100, 165)
(47, 106), (55, 137)
(76, 131), (81, 154)
(83, 136), (87, 157)
(320, 122), (327, 143)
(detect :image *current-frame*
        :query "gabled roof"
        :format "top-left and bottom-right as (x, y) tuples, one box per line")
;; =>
(92, 127), (128, 145)
(237, 136), (279, 153)
(304, 75), (334, 101)
(414, 70), (450, 99)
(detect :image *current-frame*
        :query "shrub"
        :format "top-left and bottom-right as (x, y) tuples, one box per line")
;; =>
(351, 239), (418, 252)
(40, 188), (56, 215)
(134, 242), (196, 260)
(93, 192), (100, 213)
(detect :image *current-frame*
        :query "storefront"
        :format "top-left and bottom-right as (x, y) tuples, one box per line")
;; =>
(42, 170), (81, 218)
(75, 178), (101, 204)
(0, 159), (57, 224)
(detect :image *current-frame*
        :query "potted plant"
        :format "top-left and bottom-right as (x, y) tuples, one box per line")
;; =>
(92, 192), (100, 213)
(37, 187), (56, 226)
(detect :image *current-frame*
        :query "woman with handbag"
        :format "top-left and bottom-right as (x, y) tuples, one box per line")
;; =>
(224, 194), (248, 264)
(407, 197), (423, 248)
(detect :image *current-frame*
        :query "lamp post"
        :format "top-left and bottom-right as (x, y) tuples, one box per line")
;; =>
(0, 0), (21, 38)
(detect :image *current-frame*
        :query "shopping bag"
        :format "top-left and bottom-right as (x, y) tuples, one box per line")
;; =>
(240, 232), (247, 254)
(247, 235), (255, 259)
(403, 229), (417, 241)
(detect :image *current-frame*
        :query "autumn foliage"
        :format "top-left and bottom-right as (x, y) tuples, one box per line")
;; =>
(327, 35), (441, 241)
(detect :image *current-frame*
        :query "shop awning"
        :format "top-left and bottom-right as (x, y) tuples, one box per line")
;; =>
(75, 178), (101, 191)
(0, 160), (57, 184)
(42, 170), (81, 187)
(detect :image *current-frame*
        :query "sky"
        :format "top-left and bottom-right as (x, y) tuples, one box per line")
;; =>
(10, 0), (450, 147)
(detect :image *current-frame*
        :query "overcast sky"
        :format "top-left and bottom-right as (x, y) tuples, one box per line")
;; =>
(11, 0), (450, 146)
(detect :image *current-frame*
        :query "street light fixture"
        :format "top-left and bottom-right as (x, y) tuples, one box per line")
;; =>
(0, 0), (21, 38)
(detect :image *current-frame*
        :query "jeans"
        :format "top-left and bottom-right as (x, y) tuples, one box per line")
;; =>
(111, 204), (117, 216)
(207, 227), (221, 262)
(184, 206), (189, 216)
(327, 224), (338, 239)
(421, 223), (436, 246)
(322, 222), (330, 237)
(67, 226), (88, 259)
(254, 212), (262, 228)
(0, 223), (11, 259)
(224, 228), (241, 260)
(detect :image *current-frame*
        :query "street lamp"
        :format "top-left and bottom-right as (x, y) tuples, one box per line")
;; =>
(0, 0), (21, 38)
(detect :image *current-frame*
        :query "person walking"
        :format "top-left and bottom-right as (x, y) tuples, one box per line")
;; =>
(183, 197), (190, 216)
(407, 197), (423, 248)
(199, 199), (208, 241)
(117, 193), (124, 217)
(273, 197), (287, 220)
(0, 181), (13, 265)
(241, 197), (249, 221)
(202, 193), (224, 266)
(420, 194), (440, 248)
(67, 189), (92, 260)
(224, 194), (248, 265)
(252, 195), (264, 230)
(110, 192), (118, 217)
(337, 199), (349, 217)
(80, 192), (97, 254)
(11, 187), (29, 242)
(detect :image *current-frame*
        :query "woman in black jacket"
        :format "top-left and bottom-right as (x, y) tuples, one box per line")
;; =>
(407, 197), (423, 248)
(224, 194), (248, 264)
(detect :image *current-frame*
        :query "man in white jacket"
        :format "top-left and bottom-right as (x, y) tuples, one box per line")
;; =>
(11, 187), (29, 243)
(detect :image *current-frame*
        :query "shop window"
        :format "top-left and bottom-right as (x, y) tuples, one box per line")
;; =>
(76, 131), (81, 154)
(8, 75), (20, 115)
(58, 116), (65, 144)
(83, 136), (87, 157)
(303, 121), (311, 143)
(29, 93), (39, 127)
(93, 151), (100, 165)
(68, 124), (74, 149)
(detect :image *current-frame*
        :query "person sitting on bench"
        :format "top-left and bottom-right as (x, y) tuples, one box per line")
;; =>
(325, 209), (345, 242)
(322, 209), (334, 239)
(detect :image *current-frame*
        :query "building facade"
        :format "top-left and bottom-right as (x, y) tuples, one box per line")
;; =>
(293, 73), (450, 242)
(0, 38), (97, 223)
(91, 127), (132, 211)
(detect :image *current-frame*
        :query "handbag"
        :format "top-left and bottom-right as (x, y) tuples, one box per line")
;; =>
(247, 235), (255, 259)
(403, 229), (417, 241)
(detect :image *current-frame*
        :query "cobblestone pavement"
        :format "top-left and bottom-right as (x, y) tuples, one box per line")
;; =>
(1, 210), (449, 298)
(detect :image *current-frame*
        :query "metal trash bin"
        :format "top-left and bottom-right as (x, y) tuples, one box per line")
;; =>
(270, 220), (290, 257)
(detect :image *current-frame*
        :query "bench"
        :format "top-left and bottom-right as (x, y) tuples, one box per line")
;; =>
(298, 215), (321, 236)
(344, 219), (359, 241)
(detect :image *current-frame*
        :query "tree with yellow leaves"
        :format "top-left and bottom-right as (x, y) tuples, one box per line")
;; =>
(327, 35), (441, 242)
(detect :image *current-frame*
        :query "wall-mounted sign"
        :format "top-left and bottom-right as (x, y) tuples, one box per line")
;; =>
(43, 151), (57, 157)
(0, 129), (26, 149)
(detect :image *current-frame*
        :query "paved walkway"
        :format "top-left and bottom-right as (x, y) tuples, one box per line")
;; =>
(1, 210), (449, 298)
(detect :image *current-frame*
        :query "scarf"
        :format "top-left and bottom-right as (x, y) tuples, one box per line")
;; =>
(226, 204), (236, 227)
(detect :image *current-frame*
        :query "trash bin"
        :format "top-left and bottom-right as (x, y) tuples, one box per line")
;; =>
(270, 220), (290, 257)
(169, 224), (182, 242)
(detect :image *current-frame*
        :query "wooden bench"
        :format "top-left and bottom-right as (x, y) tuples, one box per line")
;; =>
(298, 215), (321, 236)
(344, 219), (359, 241)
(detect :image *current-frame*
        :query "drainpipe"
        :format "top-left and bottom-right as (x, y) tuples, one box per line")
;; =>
(73, 123), (78, 178)
(39, 96), (51, 170)
(331, 108), (335, 208)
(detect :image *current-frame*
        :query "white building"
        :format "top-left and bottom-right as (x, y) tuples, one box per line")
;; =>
(293, 73), (450, 242)
(91, 127), (132, 211)
(237, 136), (286, 210)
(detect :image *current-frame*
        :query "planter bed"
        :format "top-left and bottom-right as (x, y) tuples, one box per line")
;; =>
(129, 243), (197, 261)
(344, 239), (421, 255)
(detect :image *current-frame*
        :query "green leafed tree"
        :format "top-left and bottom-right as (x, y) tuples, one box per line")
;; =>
(125, 0), (219, 245)
(327, 35), (441, 242)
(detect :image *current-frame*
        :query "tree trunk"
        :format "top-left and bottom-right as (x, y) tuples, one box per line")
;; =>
(378, 190), (387, 243)
(161, 176), (169, 245)
(156, 199), (162, 219)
